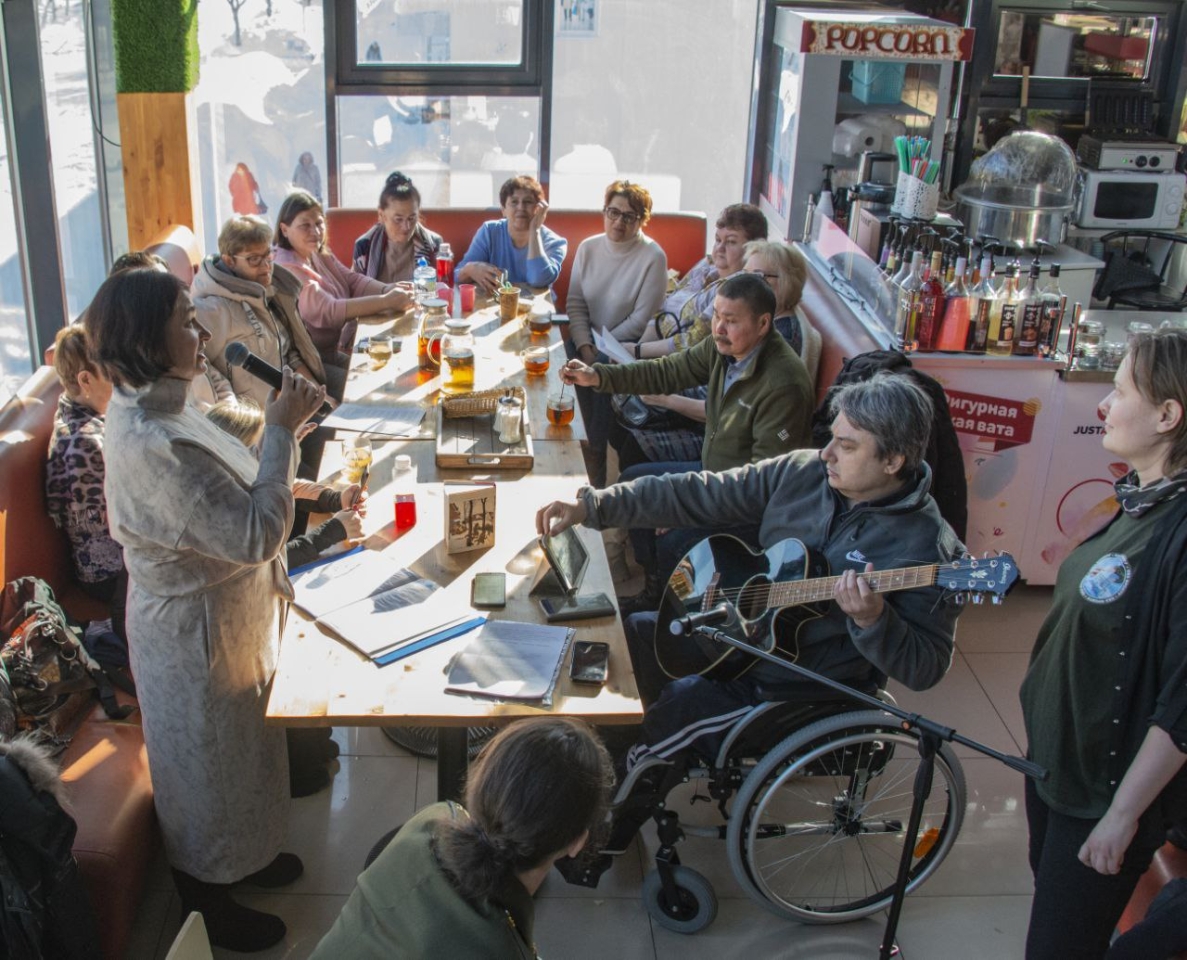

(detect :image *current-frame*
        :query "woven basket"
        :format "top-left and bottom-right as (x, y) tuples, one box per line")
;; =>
(442, 386), (526, 419)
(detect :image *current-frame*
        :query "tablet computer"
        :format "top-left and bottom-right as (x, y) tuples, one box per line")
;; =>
(539, 526), (589, 597)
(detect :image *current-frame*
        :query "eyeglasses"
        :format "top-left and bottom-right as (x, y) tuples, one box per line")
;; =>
(234, 252), (275, 268)
(384, 214), (419, 228)
(748, 269), (779, 283)
(603, 208), (640, 225)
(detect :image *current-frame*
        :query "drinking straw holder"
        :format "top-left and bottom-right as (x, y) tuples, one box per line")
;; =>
(895, 174), (940, 220)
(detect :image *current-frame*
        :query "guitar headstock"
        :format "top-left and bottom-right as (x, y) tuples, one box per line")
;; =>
(936, 553), (1020, 603)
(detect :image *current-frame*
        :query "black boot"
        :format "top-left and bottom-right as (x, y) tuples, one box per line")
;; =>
(172, 869), (286, 952)
(237, 853), (304, 888)
(616, 572), (664, 616)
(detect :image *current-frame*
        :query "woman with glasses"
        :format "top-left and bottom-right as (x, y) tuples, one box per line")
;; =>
(741, 239), (821, 387)
(566, 180), (668, 486)
(457, 175), (568, 294)
(273, 191), (413, 375)
(195, 214), (335, 405)
(352, 171), (443, 284)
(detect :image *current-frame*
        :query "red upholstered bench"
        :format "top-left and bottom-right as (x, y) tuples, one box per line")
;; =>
(325, 207), (709, 313)
(0, 367), (157, 960)
(1117, 841), (1187, 959)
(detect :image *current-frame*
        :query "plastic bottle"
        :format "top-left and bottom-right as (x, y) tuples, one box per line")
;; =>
(987, 264), (1020, 357)
(915, 248), (946, 351)
(966, 253), (997, 353)
(935, 256), (971, 352)
(894, 250), (924, 351)
(1037, 264), (1065, 358)
(392, 454), (417, 530)
(413, 256), (437, 305)
(815, 165), (835, 222)
(1013, 259), (1042, 357)
(435, 242), (454, 288)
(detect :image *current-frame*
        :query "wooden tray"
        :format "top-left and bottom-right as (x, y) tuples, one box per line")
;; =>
(435, 402), (535, 469)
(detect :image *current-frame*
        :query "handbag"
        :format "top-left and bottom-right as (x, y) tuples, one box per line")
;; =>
(610, 310), (687, 432)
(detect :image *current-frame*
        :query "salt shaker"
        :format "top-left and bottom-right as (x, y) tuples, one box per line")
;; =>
(496, 392), (523, 445)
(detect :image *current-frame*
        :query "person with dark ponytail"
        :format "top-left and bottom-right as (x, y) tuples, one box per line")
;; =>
(310, 718), (614, 958)
(352, 171), (443, 283)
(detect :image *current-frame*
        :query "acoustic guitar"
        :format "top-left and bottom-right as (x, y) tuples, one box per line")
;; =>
(654, 534), (1019, 681)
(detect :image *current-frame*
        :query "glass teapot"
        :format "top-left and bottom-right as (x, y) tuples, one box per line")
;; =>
(416, 297), (449, 372)
(440, 318), (476, 394)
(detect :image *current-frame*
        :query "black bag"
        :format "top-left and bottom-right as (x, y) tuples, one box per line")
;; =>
(610, 310), (693, 433)
(811, 350), (969, 542)
(0, 578), (133, 750)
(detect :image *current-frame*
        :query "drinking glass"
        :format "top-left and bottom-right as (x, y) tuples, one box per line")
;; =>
(546, 392), (575, 427)
(522, 345), (549, 376)
(342, 438), (373, 483)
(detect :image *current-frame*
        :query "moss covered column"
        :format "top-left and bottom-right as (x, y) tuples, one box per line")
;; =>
(112, 0), (202, 250)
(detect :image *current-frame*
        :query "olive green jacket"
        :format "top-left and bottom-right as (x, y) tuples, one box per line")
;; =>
(593, 332), (813, 471)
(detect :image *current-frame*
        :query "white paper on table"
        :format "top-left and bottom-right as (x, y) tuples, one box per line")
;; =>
(318, 587), (472, 659)
(445, 620), (574, 704)
(592, 327), (635, 366)
(321, 403), (426, 437)
(289, 551), (432, 619)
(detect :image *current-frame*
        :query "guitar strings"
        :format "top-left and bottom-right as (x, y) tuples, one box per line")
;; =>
(704, 567), (938, 606)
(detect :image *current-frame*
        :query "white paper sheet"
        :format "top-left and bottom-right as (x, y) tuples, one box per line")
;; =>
(592, 327), (635, 365)
(321, 403), (426, 437)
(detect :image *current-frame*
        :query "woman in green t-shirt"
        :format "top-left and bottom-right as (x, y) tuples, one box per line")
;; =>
(1021, 329), (1187, 959)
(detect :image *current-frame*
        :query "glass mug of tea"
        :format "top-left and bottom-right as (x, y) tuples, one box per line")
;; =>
(522, 345), (549, 376)
(342, 438), (373, 483)
(367, 333), (394, 370)
(546, 392), (575, 427)
(528, 310), (553, 337)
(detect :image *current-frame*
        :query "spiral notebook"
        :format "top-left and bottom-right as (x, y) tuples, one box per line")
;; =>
(444, 620), (574, 705)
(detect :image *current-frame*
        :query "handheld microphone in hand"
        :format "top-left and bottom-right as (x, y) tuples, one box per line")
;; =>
(669, 603), (735, 636)
(223, 342), (333, 416)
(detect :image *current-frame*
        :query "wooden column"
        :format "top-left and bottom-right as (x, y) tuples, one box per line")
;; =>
(117, 92), (204, 252)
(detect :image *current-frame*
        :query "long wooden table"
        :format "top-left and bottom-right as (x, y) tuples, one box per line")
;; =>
(267, 303), (638, 799)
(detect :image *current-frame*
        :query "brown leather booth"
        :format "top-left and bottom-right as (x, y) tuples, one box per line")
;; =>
(324, 207), (709, 313)
(0, 367), (156, 960)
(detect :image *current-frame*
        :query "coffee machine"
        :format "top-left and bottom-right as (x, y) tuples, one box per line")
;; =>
(848, 152), (897, 261)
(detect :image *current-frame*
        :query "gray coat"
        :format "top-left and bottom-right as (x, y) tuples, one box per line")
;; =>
(581, 450), (964, 690)
(104, 377), (296, 882)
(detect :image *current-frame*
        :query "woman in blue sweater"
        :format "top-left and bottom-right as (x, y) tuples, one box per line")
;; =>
(457, 175), (567, 293)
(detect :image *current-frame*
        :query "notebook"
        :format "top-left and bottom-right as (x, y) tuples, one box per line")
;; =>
(445, 620), (575, 705)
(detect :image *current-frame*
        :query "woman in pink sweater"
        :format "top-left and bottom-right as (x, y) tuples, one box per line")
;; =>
(273, 191), (412, 372)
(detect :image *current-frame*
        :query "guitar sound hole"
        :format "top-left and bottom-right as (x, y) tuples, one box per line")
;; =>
(739, 579), (771, 620)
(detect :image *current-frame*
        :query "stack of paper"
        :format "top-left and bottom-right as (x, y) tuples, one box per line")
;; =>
(445, 620), (574, 705)
(321, 402), (426, 437)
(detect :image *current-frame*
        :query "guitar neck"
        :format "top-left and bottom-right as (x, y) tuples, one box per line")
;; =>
(770, 565), (938, 607)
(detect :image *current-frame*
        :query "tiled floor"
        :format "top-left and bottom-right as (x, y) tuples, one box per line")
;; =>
(126, 583), (1053, 959)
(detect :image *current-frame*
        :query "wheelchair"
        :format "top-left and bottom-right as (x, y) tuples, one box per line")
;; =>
(569, 679), (966, 935)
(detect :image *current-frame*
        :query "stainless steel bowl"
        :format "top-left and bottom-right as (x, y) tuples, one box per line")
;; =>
(953, 183), (1073, 251)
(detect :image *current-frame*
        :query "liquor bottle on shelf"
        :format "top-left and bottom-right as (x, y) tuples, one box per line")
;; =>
(966, 252), (997, 353)
(987, 264), (1021, 357)
(894, 249), (924, 351)
(935, 256), (971, 352)
(915, 248), (946, 351)
(1037, 264), (1065, 358)
(1013, 259), (1043, 357)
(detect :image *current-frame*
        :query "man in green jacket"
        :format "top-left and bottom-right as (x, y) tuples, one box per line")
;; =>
(561, 272), (813, 473)
(561, 272), (814, 610)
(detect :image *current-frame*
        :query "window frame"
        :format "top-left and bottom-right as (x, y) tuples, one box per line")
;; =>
(324, 0), (554, 208)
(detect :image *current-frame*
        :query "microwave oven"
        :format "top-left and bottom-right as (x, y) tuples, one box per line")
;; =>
(1076, 169), (1186, 230)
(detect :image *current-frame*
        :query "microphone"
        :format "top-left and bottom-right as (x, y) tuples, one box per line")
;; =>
(224, 342), (333, 416)
(669, 603), (734, 636)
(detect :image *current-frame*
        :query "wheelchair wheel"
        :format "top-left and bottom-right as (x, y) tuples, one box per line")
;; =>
(641, 865), (718, 934)
(726, 709), (965, 924)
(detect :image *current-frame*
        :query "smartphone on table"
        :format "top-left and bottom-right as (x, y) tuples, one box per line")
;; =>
(569, 640), (610, 685)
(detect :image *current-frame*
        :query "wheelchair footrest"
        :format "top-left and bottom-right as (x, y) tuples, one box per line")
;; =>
(555, 853), (614, 889)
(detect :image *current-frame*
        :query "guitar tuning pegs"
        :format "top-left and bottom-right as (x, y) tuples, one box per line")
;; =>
(991, 595), (1003, 605)
(954, 593), (966, 606)
(971, 594), (984, 605)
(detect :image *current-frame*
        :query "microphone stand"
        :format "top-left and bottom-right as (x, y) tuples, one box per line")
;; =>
(689, 625), (1047, 960)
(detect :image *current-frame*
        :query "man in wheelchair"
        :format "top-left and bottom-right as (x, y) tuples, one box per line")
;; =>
(537, 373), (966, 885)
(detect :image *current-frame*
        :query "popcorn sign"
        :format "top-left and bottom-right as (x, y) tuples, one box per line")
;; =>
(801, 21), (974, 61)
(947, 389), (1039, 451)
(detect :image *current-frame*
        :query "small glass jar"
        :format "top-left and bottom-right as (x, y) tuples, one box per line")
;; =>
(1074, 319), (1105, 357)
(495, 393), (523, 445)
(1100, 341), (1126, 371)
(1075, 343), (1101, 370)
(1125, 320), (1155, 349)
